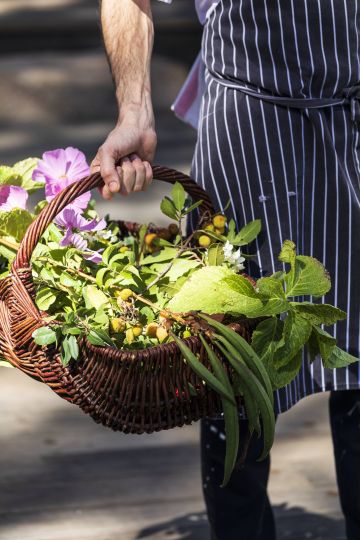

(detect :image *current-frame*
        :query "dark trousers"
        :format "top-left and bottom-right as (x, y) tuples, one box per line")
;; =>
(201, 390), (360, 540)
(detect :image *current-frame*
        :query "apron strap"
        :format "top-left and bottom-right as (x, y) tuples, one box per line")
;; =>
(208, 69), (360, 123)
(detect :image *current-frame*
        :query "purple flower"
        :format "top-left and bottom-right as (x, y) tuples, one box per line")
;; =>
(32, 147), (91, 212)
(56, 208), (106, 262)
(0, 185), (28, 211)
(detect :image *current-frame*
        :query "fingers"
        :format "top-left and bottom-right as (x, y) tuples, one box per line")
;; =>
(94, 145), (153, 199)
(98, 146), (121, 195)
(119, 154), (153, 194)
(143, 161), (153, 191)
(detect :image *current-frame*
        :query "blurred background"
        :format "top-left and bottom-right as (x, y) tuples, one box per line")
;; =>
(0, 2), (346, 539)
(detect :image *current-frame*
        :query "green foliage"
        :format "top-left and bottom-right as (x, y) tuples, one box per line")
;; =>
(0, 155), (357, 485)
(0, 209), (34, 242)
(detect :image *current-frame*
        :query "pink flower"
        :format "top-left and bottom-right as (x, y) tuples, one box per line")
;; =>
(56, 208), (106, 263)
(0, 185), (28, 211)
(32, 147), (91, 212)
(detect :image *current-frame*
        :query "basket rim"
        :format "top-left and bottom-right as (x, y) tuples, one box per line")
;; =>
(80, 317), (258, 362)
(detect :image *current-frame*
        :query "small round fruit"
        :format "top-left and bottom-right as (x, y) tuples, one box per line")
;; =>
(198, 235), (211, 248)
(204, 223), (215, 232)
(132, 324), (143, 337)
(213, 215), (227, 229)
(156, 326), (169, 342)
(182, 329), (192, 339)
(146, 323), (159, 338)
(117, 288), (133, 302)
(145, 233), (157, 247)
(120, 246), (129, 253)
(168, 223), (179, 236)
(126, 328), (135, 344)
(157, 228), (171, 241)
(110, 318), (126, 334)
(214, 226), (225, 236)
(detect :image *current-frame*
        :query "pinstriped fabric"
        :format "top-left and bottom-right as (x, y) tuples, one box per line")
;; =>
(190, 0), (360, 413)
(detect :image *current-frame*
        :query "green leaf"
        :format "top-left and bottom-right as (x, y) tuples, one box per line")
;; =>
(270, 350), (303, 389)
(184, 199), (203, 215)
(278, 239), (297, 265)
(96, 267), (111, 288)
(67, 335), (79, 360)
(234, 219), (261, 246)
(168, 266), (264, 316)
(199, 335), (239, 486)
(285, 255), (331, 298)
(223, 274), (258, 298)
(35, 287), (57, 311)
(273, 311), (312, 367)
(152, 258), (201, 282)
(12, 158), (42, 192)
(252, 317), (284, 368)
(87, 329), (114, 347)
(142, 247), (178, 265)
(323, 346), (359, 369)
(0, 209), (34, 242)
(32, 326), (57, 346)
(311, 326), (336, 361)
(0, 241), (17, 262)
(207, 243), (225, 266)
(0, 166), (22, 186)
(289, 302), (347, 326)
(82, 285), (109, 310)
(60, 272), (79, 288)
(171, 182), (186, 212)
(224, 274), (288, 317)
(172, 334), (236, 406)
(160, 197), (178, 220)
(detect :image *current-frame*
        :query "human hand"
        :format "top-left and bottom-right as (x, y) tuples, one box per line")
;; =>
(91, 111), (157, 199)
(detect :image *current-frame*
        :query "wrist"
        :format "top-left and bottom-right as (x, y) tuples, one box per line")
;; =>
(117, 96), (155, 131)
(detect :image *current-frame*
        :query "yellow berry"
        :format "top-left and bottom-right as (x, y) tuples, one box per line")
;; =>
(126, 328), (135, 344)
(145, 233), (157, 247)
(168, 223), (179, 236)
(117, 289), (133, 302)
(213, 215), (227, 229)
(132, 324), (143, 337)
(146, 323), (159, 338)
(156, 326), (168, 342)
(109, 318), (126, 334)
(120, 246), (129, 253)
(204, 223), (215, 232)
(182, 330), (192, 339)
(214, 227), (225, 236)
(198, 235), (211, 248)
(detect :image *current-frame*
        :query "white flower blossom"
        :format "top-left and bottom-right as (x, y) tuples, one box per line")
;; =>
(223, 241), (245, 271)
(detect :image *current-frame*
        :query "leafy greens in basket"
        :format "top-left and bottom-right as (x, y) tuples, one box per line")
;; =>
(0, 147), (357, 486)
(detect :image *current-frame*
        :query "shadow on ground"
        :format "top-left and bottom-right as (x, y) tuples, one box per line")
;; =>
(136, 506), (345, 540)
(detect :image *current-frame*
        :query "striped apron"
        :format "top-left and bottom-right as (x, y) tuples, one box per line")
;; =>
(190, 0), (360, 413)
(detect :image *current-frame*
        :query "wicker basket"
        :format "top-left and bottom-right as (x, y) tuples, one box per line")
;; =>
(0, 166), (256, 434)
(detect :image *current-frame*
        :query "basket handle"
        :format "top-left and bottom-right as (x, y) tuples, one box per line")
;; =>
(12, 165), (215, 272)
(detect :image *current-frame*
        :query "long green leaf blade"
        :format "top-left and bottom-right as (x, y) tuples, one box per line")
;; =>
(172, 334), (236, 406)
(200, 314), (274, 406)
(200, 335), (239, 486)
(215, 341), (275, 460)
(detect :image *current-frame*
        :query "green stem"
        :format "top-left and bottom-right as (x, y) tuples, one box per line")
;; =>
(37, 257), (96, 283)
(0, 237), (20, 251)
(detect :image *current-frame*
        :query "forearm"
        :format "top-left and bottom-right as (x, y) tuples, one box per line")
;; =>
(101, 0), (154, 122)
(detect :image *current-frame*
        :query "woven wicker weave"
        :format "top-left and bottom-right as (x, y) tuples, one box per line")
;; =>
(0, 166), (256, 434)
